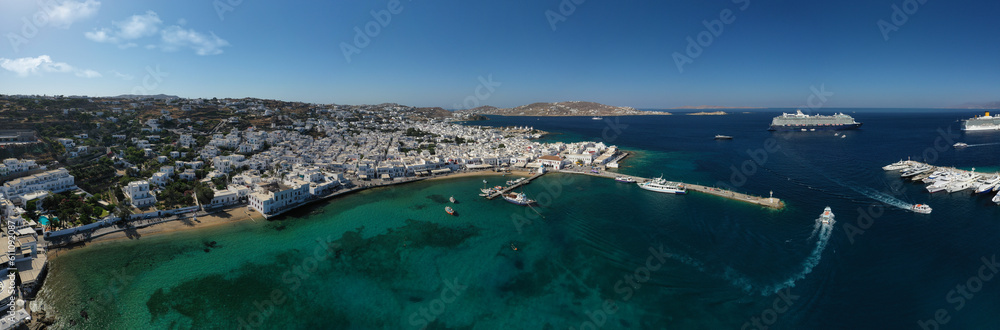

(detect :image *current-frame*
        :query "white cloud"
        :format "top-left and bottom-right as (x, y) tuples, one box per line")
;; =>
(115, 11), (162, 39)
(43, 0), (101, 29)
(87, 11), (228, 55)
(110, 70), (134, 80)
(85, 11), (161, 44)
(75, 69), (102, 78)
(0, 55), (101, 78)
(84, 28), (114, 43)
(159, 26), (230, 56)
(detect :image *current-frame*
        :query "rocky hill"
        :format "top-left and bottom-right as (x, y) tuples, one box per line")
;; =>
(461, 102), (669, 116)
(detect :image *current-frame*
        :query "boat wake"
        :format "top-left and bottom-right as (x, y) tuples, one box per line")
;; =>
(663, 215), (835, 296)
(849, 184), (912, 211)
(965, 142), (1000, 148)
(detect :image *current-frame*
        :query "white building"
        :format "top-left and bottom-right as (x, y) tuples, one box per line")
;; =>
(206, 185), (250, 209)
(247, 180), (309, 218)
(0, 168), (75, 202)
(123, 181), (157, 208)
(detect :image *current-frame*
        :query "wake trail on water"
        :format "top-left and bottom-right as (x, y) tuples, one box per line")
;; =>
(662, 215), (835, 296)
(966, 142), (1000, 147)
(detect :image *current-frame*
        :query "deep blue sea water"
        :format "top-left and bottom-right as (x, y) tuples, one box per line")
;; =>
(39, 109), (1000, 329)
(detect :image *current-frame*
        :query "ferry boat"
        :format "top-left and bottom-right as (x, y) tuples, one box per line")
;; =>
(819, 206), (835, 225)
(615, 176), (636, 183)
(445, 206), (456, 215)
(714, 135), (733, 140)
(503, 192), (537, 206)
(911, 204), (932, 214)
(637, 176), (687, 194)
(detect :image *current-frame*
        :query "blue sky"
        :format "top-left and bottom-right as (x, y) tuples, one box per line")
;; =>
(1, 0), (998, 109)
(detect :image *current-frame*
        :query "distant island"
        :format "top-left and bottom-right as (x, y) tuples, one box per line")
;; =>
(949, 101), (1000, 109)
(671, 105), (764, 110)
(458, 101), (671, 117)
(686, 111), (728, 116)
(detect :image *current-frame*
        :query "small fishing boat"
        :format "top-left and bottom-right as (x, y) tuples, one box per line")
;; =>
(511, 243), (518, 251)
(449, 196), (457, 203)
(445, 206), (456, 215)
(615, 176), (636, 183)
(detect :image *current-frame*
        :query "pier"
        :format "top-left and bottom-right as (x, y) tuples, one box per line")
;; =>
(485, 172), (546, 199)
(555, 170), (785, 209)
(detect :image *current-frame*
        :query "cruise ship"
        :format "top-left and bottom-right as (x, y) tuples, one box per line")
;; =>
(637, 176), (686, 194)
(961, 112), (1000, 131)
(768, 110), (862, 131)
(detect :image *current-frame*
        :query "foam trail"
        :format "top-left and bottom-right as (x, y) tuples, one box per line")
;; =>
(850, 184), (912, 211)
(966, 142), (1000, 147)
(760, 216), (834, 295)
(807, 220), (821, 240)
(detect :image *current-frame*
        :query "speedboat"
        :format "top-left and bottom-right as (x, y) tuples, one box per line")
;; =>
(592, 116), (603, 120)
(445, 206), (456, 215)
(911, 204), (932, 214)
(819, 206), (835, 225)
(615, 176), (636, 183)
(714, 135), (733, 140)
(954, 142), (969, 149)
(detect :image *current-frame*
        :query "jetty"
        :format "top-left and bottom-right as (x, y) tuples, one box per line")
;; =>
(556, 170), (785, 209)
(485, 172), (546, 199)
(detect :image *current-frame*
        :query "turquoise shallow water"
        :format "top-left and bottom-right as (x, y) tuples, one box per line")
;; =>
(40, 172), (803, 329)
(40, 111), (1000, 329)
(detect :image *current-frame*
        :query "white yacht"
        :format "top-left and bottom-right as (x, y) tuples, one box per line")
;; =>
(883, 160), (910, 171)
(974, 176), (1000, 194)
(637, 176), (687, 194)
(993, 192), (1000, 204)
(945, 173), (980, 193)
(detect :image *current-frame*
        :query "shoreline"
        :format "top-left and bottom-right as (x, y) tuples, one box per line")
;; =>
(47, 170), (534, 254)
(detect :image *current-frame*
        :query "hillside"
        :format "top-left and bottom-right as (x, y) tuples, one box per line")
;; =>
(459, 101), (668, 116)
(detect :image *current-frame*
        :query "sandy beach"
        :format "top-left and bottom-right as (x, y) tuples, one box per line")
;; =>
(49, 170), (531, 252)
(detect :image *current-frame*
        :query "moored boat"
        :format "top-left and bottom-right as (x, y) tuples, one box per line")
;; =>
(615, 176), (636, 183)
(637, 176), (686, 194)
(445, 206), (456, 215)
(450, 195), (457, 203)
(503, 192), (536, 206)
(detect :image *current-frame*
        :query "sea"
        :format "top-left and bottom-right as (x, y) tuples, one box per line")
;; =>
(36, 109), (1000, 329)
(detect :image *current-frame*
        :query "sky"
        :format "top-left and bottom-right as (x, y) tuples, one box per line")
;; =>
(0, 0), (998, 109)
